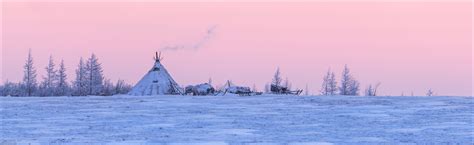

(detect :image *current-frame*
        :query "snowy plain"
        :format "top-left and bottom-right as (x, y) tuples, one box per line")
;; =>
(0, 95), (473, 144)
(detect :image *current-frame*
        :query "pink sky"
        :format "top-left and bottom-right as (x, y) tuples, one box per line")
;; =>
(1, 1), (472, 96)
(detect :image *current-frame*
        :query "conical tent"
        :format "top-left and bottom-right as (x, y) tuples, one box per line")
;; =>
(128, 52), (182, 96)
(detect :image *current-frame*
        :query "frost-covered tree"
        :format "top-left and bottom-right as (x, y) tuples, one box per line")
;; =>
(85, 54), (104, 95)
(1, 81), (21, 96)
(365, 85), (374, 96)
(365, 83), (380, 96)
(39, 55), (57, 96)
(321, 69), (337, 96)
(22, 49), (38, 96)
(252, 84), (257, 92)
(348, 80), (360, 96)
(339, 65), (351, 95)
(101, 79), (114, 96)
(56, 59), (69, 96)
(1, 82), (7, 96)
(0, 83), (4, 96)
(73, 58), (88, 96)
(329, 71), (337, 95)
(339, 65), (360, 96)
(114, 79), (132, 95)
(426, 89), (434, 96)
(283, 77), (292, 90)
(272, 68), (282, 87)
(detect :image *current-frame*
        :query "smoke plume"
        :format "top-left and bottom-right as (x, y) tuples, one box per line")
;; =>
(161, 25), (218, 52)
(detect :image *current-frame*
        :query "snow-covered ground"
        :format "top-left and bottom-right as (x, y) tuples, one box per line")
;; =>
(1, 95), (473, 144)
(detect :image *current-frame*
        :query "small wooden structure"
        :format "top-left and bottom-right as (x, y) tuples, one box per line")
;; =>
(185, 83), (215, 96)
(271, 84), (303, 95)
(222, 80), (260, 96)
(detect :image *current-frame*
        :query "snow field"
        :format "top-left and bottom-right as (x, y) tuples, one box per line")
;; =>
(0, 95), (473, 144)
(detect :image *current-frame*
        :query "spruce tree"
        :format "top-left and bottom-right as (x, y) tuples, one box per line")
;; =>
(85, 54), (104, 95)
(56, 59), (69, 96)
(22, 49), (37, 96)
(272, 68), (282, 87)
(339, 65), (360, 96)
(73, 57), (87, 96)
(40, 55), (57, 96)
(321, 69), (337, 96)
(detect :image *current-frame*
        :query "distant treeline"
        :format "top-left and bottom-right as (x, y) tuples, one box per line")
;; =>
(0, 49), (132, 97)
(1, 50), (436, 97)
(263, 65), (380, 96)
